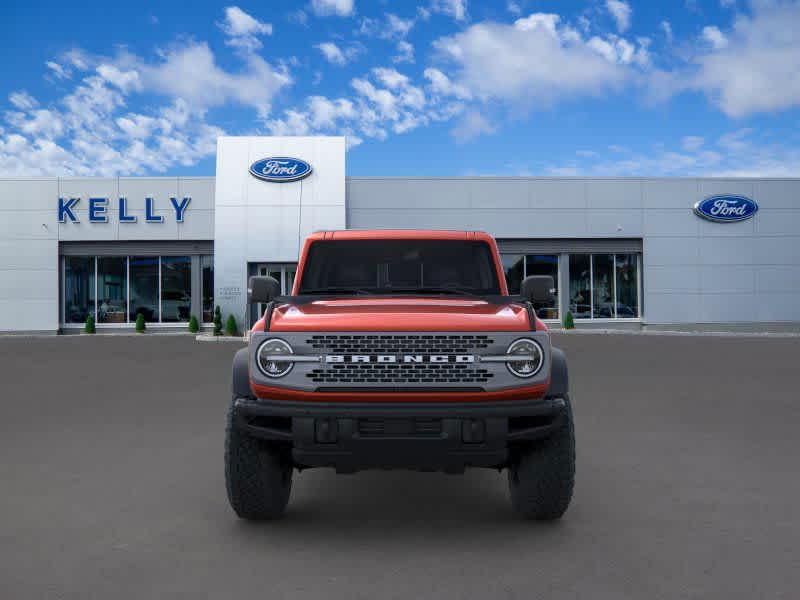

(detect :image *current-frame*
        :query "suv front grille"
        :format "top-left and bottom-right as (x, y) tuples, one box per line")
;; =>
(306, 334), (494, 354)
(305, 334), (495, 385)
(307, 363), (493, 384)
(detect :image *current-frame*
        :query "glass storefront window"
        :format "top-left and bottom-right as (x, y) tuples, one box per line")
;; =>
(129, 256), (159, 322)
(201, 255), (214, 323)
(97, 257), (127, 323)
(64, 256), (95, 324)
(615, 254), (639, 318)
(567, 253), (640, 319)
(161, 256), (191, 322)
(502, 254), (524, 295)
(592, 254), (615, 318)
(526, 254), (559, 319)
(568, 254), (592, 319)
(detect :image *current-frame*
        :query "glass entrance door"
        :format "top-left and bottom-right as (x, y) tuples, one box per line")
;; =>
(249, 263), (297, 325)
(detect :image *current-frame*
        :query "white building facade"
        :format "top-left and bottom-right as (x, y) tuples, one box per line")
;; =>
(0, 136), (798, 334)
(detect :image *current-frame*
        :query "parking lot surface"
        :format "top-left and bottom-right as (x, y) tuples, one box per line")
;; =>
(1, 333), (798, 599)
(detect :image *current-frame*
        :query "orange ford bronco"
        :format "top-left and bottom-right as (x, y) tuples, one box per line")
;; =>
(226, 230), (574, 520)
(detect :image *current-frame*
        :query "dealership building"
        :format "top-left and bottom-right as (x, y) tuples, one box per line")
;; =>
(1, 136), (798, 334)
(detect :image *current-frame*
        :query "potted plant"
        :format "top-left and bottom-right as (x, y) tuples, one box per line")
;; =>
(213, 306), (223, 336)
(84, 314), (95, 334)
(225, 314), (238, 337)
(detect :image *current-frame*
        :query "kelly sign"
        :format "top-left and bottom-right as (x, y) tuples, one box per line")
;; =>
(58, 197), (191, 224)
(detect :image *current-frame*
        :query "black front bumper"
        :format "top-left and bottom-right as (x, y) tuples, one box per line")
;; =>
(233, 397), (567, 473)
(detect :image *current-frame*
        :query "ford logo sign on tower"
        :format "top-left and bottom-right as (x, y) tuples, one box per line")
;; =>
(249, 157), (312, 182)
(694, 195), (758, 223)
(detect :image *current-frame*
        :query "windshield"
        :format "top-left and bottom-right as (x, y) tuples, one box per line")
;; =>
(298, 239), (502, 296)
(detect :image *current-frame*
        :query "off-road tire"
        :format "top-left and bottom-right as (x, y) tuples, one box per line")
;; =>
(508, 395), (575, 520)
(225, 402), (293, 520)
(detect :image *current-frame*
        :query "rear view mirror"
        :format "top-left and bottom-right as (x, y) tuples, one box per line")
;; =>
(248, 276), (281, 304)
(520, 275), (555, 304)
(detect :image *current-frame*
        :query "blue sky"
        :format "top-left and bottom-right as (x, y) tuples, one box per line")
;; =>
(1, 0), (798, 177)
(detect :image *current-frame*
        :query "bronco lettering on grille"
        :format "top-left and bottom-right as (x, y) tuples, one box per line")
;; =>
(325, 354), (475, 364)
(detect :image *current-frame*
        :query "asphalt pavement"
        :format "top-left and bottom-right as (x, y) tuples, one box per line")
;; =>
(1, 333), (798, 599)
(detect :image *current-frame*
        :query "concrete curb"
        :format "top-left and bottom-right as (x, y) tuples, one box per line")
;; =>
(195, 335), (247, 342)
(1, 331), (199, 339)
(552, 329), (800, 338)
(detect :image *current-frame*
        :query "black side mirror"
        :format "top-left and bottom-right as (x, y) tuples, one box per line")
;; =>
(521, 275), (555, 304)
(248, 276), (281, 304)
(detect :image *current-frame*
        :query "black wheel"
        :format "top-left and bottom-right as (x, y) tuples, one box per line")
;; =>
(225, 402), (293, 520)
(508, 395), (575, 520)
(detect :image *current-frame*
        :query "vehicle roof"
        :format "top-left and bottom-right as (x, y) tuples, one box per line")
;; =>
(307, 230), (494, 242)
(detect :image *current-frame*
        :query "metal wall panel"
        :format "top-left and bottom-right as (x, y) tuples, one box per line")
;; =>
(347, 177), (800, 325)
(497, 238), (643, 254)
(59, 241), (213, 256)
(0, 179), (59, 332)
(213, 137), (346, 326)
(2, 172), (799, 331)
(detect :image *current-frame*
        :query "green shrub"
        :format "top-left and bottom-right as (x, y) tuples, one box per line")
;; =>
(188, 315), (199, 333)
(84, 314), (95, 334)
(135, 313), (146, 333)
(563, 311), (575, 330)
(213, 306), (222, 336)
(225, 314), (238, 337)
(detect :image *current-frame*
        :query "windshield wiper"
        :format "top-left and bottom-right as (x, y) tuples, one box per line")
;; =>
(300, 287), (375, 295)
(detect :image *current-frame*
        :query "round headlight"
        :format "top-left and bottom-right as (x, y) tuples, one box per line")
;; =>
(256, 338), (294, 378)
(506, 338), (544, 378)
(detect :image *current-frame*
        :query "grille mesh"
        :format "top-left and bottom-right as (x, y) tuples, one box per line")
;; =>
(307, 334), (493, 354)
(305, 334), (495, 385)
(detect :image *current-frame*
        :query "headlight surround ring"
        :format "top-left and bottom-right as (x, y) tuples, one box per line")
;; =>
(256, 338), (294, 378)
(505, 338), (544, 378)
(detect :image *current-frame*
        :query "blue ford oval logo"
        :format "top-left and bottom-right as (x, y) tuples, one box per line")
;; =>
(249, 157), (312, 182)
(693, 195), (758, 223)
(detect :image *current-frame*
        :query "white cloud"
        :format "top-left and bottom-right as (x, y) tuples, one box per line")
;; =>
(218, 6), (272, 51)
(386, 14), (414, 38)
(310, 0), (354, 17)
(266, 66), (462, 145)
(6, 108), (65, 139)
(96, 64), (142, 93)
(372, 67), (410, 90)
(701, 25), (728, 49)
(315, 42), (347, 66)
(45, 61), (71, 80)
(690, 2), (800, 116)
(660, 20), (673, 42)
(423, 67), (472, 100)
(507, 1), (522, 16)
(432, 13), (639, 107)
(314, 42), (363, 66)
(681, 135), (704, 152)
(451, 110), (496, 142)
(9, 91), (38, 111)
(587, 34), (649, 66)
(115, 114), (159, 139)
(393, 41), (415, 63)
(430, 0), (468, 21)
(606, 0), (632, 33)
(359, 13), (415, 41)
(546, 128), (800, 177)
(139, 42), (290, 116)
(288, 10), (308, 25)
(0, 36), (289, 175)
